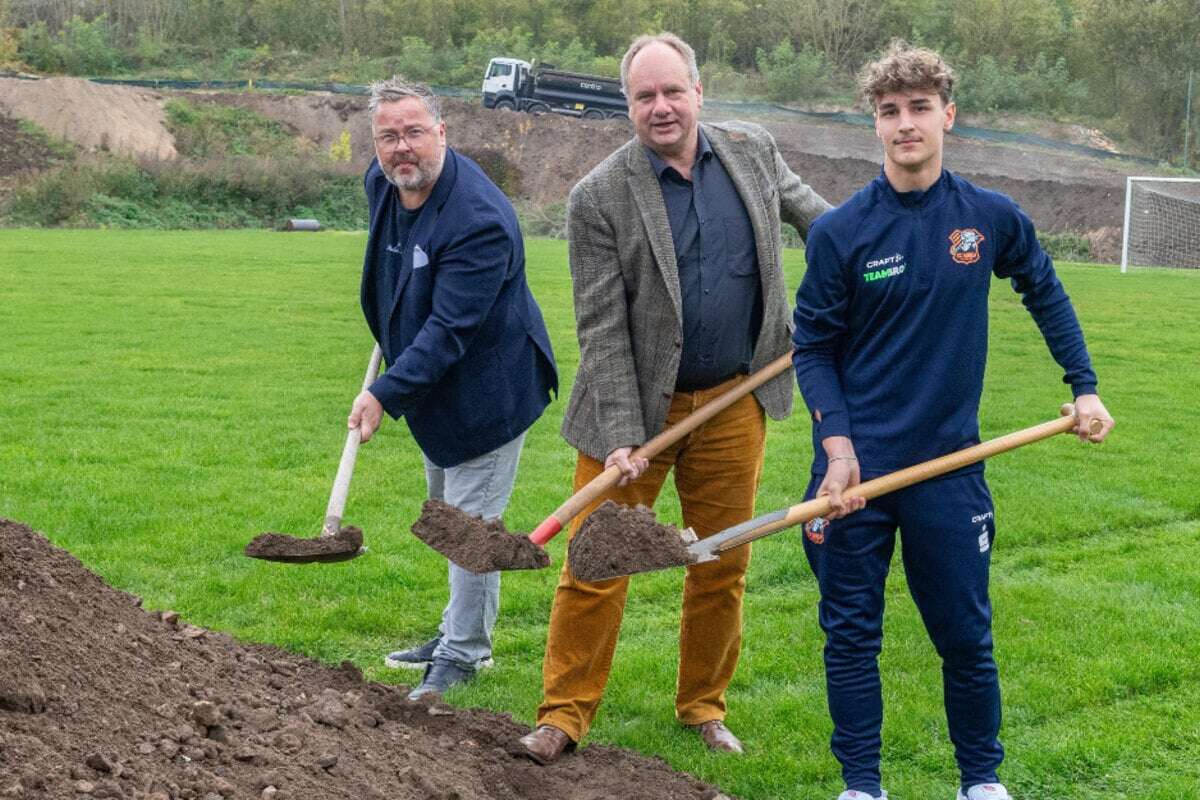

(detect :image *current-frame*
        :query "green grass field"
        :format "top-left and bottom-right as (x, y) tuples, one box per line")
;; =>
(2, 229), (1197, 799)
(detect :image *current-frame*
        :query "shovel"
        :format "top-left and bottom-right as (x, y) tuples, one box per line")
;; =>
(411, 350), (796, 572)
(244, 344), (383, 564)
(567, 404), (1103, 581)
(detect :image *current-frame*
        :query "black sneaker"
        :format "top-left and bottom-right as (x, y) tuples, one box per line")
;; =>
(407, 658), (476, 700)
(384, 636), (495, 670)
(384, 636), (441, 670)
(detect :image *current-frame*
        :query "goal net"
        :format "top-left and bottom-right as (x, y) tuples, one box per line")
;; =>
(1121, 177), (1200, 271)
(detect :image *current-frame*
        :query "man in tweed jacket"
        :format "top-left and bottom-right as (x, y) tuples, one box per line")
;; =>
(520, 33), (831, 764)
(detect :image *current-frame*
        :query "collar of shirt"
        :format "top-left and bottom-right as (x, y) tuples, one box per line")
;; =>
(876, 167), (951, 211)
(644, 128), (713, 182)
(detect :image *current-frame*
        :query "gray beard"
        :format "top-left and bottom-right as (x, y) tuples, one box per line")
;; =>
(382, 150), (445, 192)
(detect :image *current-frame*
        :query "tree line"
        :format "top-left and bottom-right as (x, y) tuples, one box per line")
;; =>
(1, 0), (1197, 163)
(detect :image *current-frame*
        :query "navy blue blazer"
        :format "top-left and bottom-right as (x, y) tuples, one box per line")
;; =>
(361, 148), (557, 468)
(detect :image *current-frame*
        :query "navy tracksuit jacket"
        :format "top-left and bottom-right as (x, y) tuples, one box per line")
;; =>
(791, 169), (1097, 793)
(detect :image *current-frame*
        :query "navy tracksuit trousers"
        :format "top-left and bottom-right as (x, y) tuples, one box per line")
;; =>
(803, 471), (1004, 795)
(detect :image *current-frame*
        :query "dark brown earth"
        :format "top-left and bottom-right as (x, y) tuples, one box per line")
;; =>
(568, 501), (698, 582)
(410, 499), (551, 574)
(0, 113), (72, 196)
(243, 526), (364, 564)
(0, 518), (727, 800)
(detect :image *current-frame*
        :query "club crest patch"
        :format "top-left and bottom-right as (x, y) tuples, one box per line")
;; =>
(948, 228), (986, 264)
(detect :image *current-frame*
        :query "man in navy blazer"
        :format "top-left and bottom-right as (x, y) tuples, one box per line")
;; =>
(348, 77), (557, 700)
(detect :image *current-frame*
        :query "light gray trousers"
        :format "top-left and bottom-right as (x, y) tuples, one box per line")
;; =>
(423, 431), (525, 667)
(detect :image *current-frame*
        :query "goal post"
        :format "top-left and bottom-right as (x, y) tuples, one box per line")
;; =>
(1120, 176), (1200, 272)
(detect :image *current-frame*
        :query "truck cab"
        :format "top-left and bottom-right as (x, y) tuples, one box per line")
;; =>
(481, 57), (531, 111)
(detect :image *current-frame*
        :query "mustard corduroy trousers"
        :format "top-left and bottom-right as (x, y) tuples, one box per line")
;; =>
(536, 377), (766, 741)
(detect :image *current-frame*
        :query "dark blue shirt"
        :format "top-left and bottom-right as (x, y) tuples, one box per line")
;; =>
(646, 130), (761, 391)
(793, 169), (1097, 478)
(374, 201), (421, 327)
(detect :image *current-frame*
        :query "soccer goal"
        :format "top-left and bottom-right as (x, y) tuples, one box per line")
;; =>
(1121, 176), (1200, 272)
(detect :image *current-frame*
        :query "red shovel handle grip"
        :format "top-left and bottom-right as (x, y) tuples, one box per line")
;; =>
(529, 517), (563, 547)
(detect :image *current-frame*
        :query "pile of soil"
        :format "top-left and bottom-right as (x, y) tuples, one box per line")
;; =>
(410, 499), (550, 574)
(568, 501), (698, 582)
(244, 526), (364, 563)
(0, 518), (724, 799)
(0, 77), (176, 160)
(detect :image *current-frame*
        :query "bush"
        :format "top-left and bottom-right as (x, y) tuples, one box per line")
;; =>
(516, 202), (567, 240)
(755, 40), (836, 103)
(1037, 232), (1092, 263)
(57, 16), (123, 75)
(16, 15), (124, 75)
(392, 36), (442, 84)
(130, 25), (170, 70)
(453, 27), (535, 86)
(6, 161), (96, 225)
(18, 20), (59, 72)
(701, 61), (767, 100)
(956, 53), (1088, 115)
(165, 99), (306, 159)
(3, 156), (367, 230)
(0, 26), (19, 67)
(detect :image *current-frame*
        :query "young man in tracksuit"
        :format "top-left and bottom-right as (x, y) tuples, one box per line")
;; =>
(791, 42), (1114, 800)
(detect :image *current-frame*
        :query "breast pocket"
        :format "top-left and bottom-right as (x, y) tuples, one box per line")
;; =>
(725, 218), (759, 278)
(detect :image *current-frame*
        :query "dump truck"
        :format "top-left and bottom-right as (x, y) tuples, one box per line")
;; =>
(481, 57), (626, 119)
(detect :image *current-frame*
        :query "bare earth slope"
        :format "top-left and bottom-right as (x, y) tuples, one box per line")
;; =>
(0, 76), (1135, 243)
(0, 518), (724, 800)
(206, 89), (1128, 234)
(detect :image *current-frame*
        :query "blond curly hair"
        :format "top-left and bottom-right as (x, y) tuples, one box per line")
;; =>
(858, 40), (955, 108)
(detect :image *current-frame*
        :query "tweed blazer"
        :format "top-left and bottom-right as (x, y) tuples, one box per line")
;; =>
(561, 120), (831, 461)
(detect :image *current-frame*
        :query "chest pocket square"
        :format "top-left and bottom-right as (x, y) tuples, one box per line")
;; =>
(412, 245), (429, 270)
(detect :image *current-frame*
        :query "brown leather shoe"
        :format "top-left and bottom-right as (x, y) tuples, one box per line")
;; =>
(519, 724), (576, 765)
(691, 720), (745, 754)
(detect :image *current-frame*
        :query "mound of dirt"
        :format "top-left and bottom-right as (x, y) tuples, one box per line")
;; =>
(0, 77), (176, 160)
(0, 518), (725, 800)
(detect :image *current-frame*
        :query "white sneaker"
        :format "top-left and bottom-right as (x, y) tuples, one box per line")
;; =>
(958, 784), (1011, 800)
(837, 791), (887, 800)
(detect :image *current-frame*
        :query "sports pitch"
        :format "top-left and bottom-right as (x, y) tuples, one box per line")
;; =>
(1, 229), (1197, 798)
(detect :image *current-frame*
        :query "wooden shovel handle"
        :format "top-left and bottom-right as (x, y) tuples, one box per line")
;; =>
(322, 344), (384, 536)
(529, 350), (795, 545)
(709, 403), (1099, 553)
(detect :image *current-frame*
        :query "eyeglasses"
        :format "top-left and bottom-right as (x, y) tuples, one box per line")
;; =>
(373, 126), (434, 149)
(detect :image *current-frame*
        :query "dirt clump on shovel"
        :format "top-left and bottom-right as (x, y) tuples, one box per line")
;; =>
(568, 501), (699, 582)
(244, 525), (363, 563)
(0, 516), (728, 799)
(411, 499), (550, 573)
